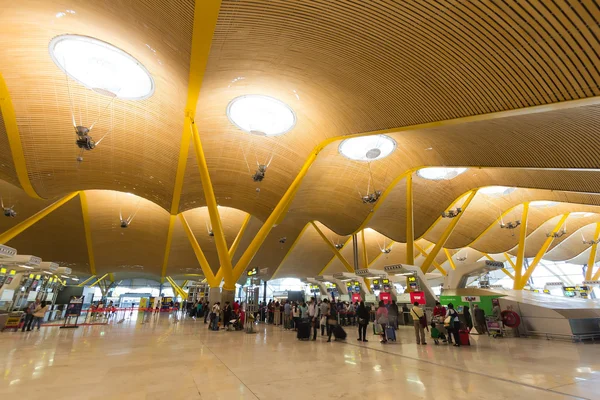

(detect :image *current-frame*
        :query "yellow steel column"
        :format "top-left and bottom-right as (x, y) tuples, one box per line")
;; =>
(212, 213), (251, 284)
(593, 266), (600, 281)
(0, 73), (41, 199)
(585, 222), (600, 281)
(420, 190), (478, 273)
(361, 230), (368, 269)
(77, 275), (96, 287)
(504, 252), (517, 269)
(272, 224), (310, 279)
(190, 119), (234, 289)
(89, 273), (108, 287)
(311, 222), (355, 273)
(178, 214), (218, 287)
(167, 277), (188, 300)
(161, 215), (176, 279)
(414, 243), (447, 276)
(0, 192), (78, 244)
(79, 191), (97, 276)
(108, 273), (115, 282)
(318, 236), (353, 276)
(483, 254), (514, 279)
(406, 173), (415, 264)
(443, 248), (457, 270)
(232, 151), (319, 281)
(518, 213), (570, 289)
(514, 202), (530, 289)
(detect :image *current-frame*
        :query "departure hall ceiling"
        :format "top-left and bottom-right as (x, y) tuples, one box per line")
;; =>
(1, 0), (600, 281)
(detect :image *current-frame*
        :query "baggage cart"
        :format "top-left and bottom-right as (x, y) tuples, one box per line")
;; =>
(486, 317), (504, 338)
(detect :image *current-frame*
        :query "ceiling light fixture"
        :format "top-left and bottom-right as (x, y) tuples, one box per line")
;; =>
(479, 186), (516, 196)
(339, 135), (396, 162)
(49, 34), (155, 100)
(227, 95), (296, 136)
(417, 167), (467, 180)
(441, 207), (462, 218)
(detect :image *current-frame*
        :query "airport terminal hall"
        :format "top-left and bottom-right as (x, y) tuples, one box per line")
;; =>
(4, 1), (600, 399)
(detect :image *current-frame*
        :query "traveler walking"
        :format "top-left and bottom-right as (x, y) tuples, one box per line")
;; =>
(375, 301), (389, 343)
(307, 297), (319, 341)
(445, 303), (461, 347)
(357, 301), (369, 342)
(32, 301), (49, 331)
(410, 301), (427, 345)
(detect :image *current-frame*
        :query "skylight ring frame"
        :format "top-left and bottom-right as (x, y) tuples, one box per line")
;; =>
(338, 134), (397, 162)
(49, 34), (155, 101)
(226, 94), (297, 136)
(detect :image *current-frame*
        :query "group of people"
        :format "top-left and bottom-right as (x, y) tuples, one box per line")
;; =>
(21, 299), (49, 332)
(261, 298), (365, 329)
(187, 299), (244, 331)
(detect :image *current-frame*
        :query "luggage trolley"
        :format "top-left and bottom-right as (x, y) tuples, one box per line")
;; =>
(486, 317), (504, 338)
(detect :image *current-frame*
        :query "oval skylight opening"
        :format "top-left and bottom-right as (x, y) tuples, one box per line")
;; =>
(570, 212), (595, 218)
(417, 167), (467, 181)
(530, 201), (558, 208)
(479, 186), (516, 196)
(227, 95), (296, 136)
(338, 135), (396, 161)
(49, 34), (155, 100)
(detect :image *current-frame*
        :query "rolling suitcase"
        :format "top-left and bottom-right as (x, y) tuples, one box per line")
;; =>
(333, 324), (347, 340)
(297, 319), (311, 340)
(385, 325), (396, 341)
(459, 329), (470, 346)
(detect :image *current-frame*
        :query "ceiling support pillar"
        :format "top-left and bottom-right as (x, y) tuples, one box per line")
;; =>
(415, 243), (447, 276)
(312, 222), (354, 273)
(514, 202), (530, 289)
(517, 213), (570, 290)
(443, 248), (456, 270)
(420, 190), (478, 274)
(179, 213), (219, 287)
(406, 173), (415, 264)
(585, 222), (600, 281)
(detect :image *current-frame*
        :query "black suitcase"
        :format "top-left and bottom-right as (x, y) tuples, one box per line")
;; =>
(297, 319), (311, 340)
(333, 324), (347, 340)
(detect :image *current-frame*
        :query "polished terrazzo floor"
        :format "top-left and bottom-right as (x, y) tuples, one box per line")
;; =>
(1, 312), (599, 399)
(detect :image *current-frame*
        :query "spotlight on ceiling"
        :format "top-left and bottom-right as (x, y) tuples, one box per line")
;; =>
(279, 237), (287, 244)
(338, 135), (396, 162)
(362, 190), (381, 204)
(227, 95), (296, 136)
(1, 197), (16, 218)
(417, 167), (467, 181)
(441, 208), (462, 218)
(335, 243), (344, 250)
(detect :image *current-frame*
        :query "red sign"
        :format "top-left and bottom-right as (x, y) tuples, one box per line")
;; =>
(351, 293), (361, 303)
(410, 291), (426, 305)
(380, 292), (391, 305)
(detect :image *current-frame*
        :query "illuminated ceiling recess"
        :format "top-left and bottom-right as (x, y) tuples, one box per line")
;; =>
(227, 95), (296, 136)
(530, 200), (558, 208)
(338, 135), (396, 161)
(417, 167), (467, 180)
(479, 186), (516, 196)
(49, 34), (155, 100)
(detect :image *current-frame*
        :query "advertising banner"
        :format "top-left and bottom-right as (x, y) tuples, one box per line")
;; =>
(66, 296), (84, 317)
(410, 291), (426, 305)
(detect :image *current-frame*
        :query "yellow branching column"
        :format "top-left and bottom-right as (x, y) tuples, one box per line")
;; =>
(406, 173), (415, 264)
(312, 222), (354, 273)
(514, 202), (529, 289)
(585, 222), (600, 281)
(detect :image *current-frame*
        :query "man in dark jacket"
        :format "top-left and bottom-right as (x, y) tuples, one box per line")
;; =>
(356, 301), (370, 342)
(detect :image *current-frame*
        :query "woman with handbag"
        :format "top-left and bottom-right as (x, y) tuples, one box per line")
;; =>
(375, 300), (389, 343)
(356, 301), (369, 342)
(445, 303), (461, 347)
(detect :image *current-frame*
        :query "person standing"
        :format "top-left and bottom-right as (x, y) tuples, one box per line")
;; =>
(210, 302), (221, 331)
(473, 304), (487, 334)
(463, 305), (473, 331)
(32, 301), (49, 331)
(357, 301), (369, 342)
(292, 302), (300, 330)
(22, 300), (38, 332)
(223, 302), (232, 330)
(446, 303), (461, 347)
(327, 303), (339, 342)
(410, 302), (427, 345)
(283, 301), (292, 330)
(388, 300), (399, 329)
(320, 299), (330, 336)
(203, 301), (210, 323)
(307, 297), (319, 341)
(376, 301), (389, 344)
(299, 301), (308, 319)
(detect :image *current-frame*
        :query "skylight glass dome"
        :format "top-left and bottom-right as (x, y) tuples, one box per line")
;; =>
(338, 135), (396, 161)
(227, 95), (296, 136)
(530, 200), (558, 207)
(417, 167), (467, 180)
(479, 186), (516, 196)
(49, 34), (155, 100)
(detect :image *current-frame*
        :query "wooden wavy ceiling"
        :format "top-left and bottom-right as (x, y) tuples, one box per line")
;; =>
(1, 1), (600, 279)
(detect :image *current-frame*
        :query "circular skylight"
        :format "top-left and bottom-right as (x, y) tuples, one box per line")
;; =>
(49, 34), (155, 100)
(338, 135), (396, 161)
(570, 212), (595, 218)
(227, 95), (296, 136)
(529, 200), (558, 208)
(479, 186), (516, 196)
(417, 167), (467, 180)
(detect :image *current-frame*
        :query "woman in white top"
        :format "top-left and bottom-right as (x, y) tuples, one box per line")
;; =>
(292, 302), (300, 331)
